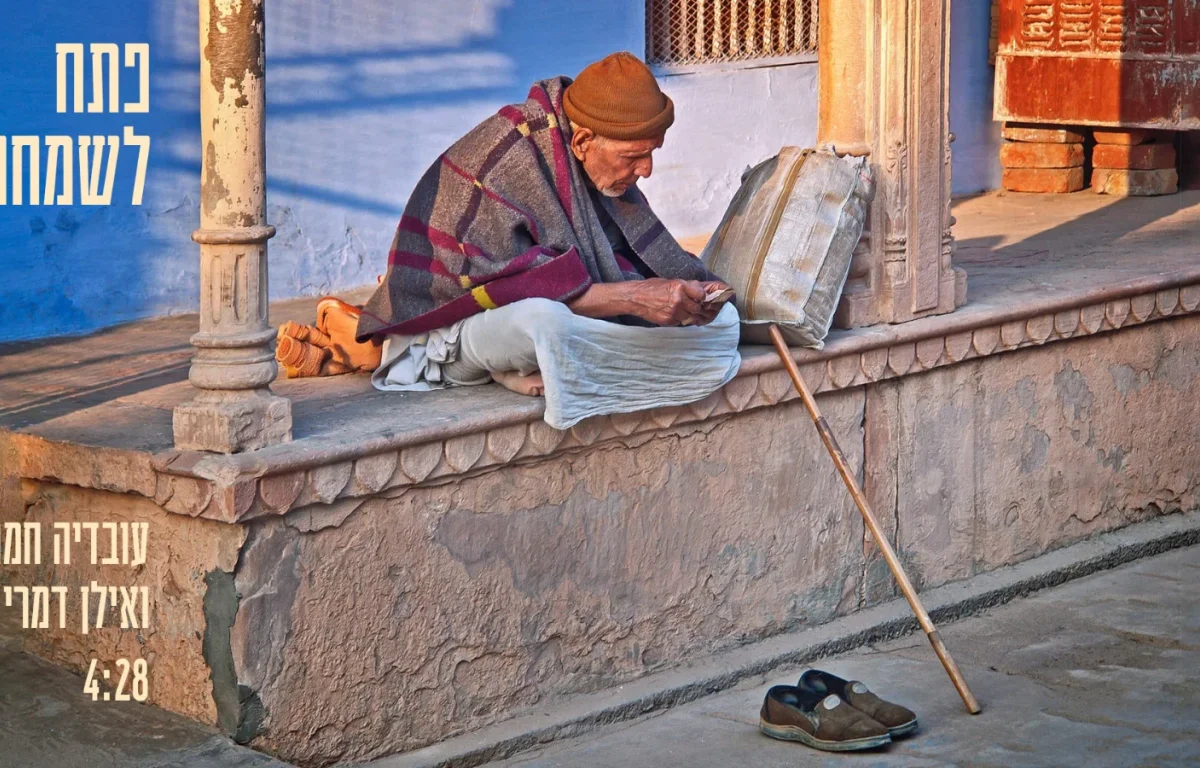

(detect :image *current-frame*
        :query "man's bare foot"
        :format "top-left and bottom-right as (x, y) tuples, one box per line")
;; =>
(492, 370), (545, 397)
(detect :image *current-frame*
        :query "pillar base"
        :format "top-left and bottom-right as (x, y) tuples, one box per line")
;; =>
(835, 267), (966, 329)
(173, 389), (292, 453)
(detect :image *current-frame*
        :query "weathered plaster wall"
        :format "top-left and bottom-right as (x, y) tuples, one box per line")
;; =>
(9, 481), (245, 725)
(879, 316), (1199, 588)
(0, 0), (826, 343)
(233, 389), (868, 765)
(949, 0), (1003, 196)
(3, 314), (1195, 764)
(224, 316), (1199, 766)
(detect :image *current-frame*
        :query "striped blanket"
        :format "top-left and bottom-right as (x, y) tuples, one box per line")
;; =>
(355, 77), (719, 342)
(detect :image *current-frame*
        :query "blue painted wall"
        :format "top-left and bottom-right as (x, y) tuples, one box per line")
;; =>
(0, 1), (995, 344)
(0, 0), (650, 343)
(949, 0), (1002, 197)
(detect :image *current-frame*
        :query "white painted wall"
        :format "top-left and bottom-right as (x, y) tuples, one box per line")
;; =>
(645, 62), (820, 237)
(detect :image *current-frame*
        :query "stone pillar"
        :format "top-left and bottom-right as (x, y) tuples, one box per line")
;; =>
(173, 0), (291, 453)
(820, 0), (966, 329)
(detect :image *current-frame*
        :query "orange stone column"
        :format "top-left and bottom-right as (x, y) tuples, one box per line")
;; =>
(820, 0), (966, 328)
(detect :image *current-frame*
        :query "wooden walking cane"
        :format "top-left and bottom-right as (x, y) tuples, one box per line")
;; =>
(769, 325), (982, 715)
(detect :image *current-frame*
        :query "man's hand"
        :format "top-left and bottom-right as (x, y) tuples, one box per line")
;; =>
(568, 279), (732, 326)
(699, 281), (735, 306)
(625, 278), (710, 326)
(682, 280), (735, 326)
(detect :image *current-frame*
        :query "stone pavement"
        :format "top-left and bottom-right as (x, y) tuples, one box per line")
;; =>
(0, 544), (1195, 767)
(0, 605), (290, 768)
(485, 545), (1199, 768)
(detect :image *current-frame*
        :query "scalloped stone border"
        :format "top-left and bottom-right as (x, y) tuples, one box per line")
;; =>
(139, 283), (1200, 523)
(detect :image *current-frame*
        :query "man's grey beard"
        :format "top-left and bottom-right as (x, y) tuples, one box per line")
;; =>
(598, 186), (625, 198)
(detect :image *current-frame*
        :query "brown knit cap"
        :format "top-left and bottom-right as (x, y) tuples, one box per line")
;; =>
(563, 52), (674, 141)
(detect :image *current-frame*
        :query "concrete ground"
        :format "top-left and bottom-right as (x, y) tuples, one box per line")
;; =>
(0, 605), (289, 768)
(484, 545), (1199, 768)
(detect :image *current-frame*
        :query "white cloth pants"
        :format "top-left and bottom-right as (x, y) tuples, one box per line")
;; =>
(372, 298), (742, 430)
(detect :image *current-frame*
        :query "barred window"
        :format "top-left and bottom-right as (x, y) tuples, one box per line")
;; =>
(646, 0), (819, 68)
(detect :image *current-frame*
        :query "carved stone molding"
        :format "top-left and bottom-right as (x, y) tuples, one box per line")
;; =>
(133, 282), (1200, 524)
(13, 281), (1197, 525)
(821, 0), (964, 329)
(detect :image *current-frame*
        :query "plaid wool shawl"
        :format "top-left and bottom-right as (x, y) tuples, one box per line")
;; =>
(356, 77), (719, 342)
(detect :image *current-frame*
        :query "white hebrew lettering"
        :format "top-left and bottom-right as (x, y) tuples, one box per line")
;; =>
(124, 126), (150, 205)
(119, 586), (141, 629)
(56, 43), (85, 113)
(102, 522), (120, 565)
(30, 586), (51, 629)
(78, 136), (121, 206)
(124, 43), (150, 112)
(130, 522), (148, 567)
(53, 522), (71, 565)
(12, 137), (41, 207)
(2, 522), (20, 565)
(52, 586), (69, 629)
(88, 43), (120, 114)
(6, 586), (31, 629)
(44, 136), (75, 205)
(80, 521), (100, 563)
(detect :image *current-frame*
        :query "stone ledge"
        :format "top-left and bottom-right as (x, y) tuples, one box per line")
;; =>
(12, 272), (1200, 524)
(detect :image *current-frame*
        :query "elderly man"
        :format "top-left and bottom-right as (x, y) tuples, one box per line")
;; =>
(284, 53), (742, 430)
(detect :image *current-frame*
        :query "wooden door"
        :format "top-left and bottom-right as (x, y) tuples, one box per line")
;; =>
(994, 0), (1200, 129)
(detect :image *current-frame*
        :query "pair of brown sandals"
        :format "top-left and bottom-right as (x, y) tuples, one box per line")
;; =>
(759, 669), (918, 752)
(275, 297), (382, 378)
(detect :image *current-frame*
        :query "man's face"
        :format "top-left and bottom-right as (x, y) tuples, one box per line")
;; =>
(569, 127), (665, 197)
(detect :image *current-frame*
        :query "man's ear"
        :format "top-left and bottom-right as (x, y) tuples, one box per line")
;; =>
(569, 125), (594, 162)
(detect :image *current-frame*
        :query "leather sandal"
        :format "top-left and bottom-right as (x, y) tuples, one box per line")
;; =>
(315, 297), (382, 372)
(797, 669), (918, 737)
(760, 685), (891, 752)
(276, 335), (330, 378)
(278, 320), (333, 348)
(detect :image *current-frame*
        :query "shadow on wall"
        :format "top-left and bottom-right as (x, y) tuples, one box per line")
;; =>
(0, 0), (643, 344)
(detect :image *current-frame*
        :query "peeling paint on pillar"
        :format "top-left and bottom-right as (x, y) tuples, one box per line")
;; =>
(202, 141), (229, 218)
(204, 0), (265, 109)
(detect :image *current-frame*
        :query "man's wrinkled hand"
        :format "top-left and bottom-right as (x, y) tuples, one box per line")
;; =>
(625, 278), (710, 327)
(690, 280), (734, 325)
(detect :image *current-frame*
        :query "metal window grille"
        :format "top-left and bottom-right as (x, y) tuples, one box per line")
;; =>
(646, 0), (819, 67)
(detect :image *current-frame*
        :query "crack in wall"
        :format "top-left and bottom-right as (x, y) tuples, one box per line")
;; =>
(202, 566), (265, 744)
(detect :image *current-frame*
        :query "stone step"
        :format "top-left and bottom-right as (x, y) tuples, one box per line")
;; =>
(362, 513), (1200, 768)
(0, 638), (293, 768)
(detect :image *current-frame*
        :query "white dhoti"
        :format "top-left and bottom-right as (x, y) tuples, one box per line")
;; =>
(372, 298), (742, 430)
